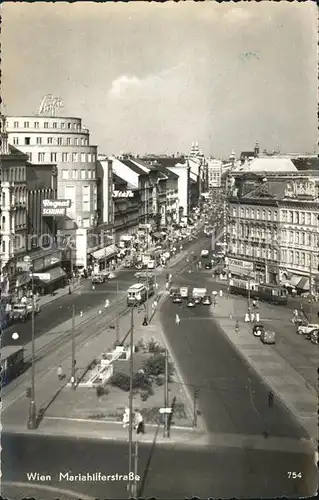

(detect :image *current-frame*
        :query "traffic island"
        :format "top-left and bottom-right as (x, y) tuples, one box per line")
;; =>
(44, 337), (192, 429)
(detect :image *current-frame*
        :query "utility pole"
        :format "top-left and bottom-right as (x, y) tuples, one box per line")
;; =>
(116, 281), (120, 343)
(164, 348), (169, 437)
(128, 303), (135, 498)
(133, 435), (139, 498)
(193, 387), (199, 428)
(71, 304), (76, 389)
(27, 269), (37, 429)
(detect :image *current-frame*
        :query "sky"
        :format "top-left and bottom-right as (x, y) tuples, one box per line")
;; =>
(2, 1), (318, 159)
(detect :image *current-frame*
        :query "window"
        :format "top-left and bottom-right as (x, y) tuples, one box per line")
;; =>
(38, 152), (45, 162)
(295, 251), (300, 264)
(296, 232), (299, 244)
(53, 122), (57, 129)
(262, 210), (266, 220)
(80, 169), (86, 179)
(289, 231), (293, 243)
(289, 211), (293, 223)
(268, 210), (271, 220)
(307, 212), (311, 225)
(88, 154), (92, 163)
(282, 210), (287, 221)
(301, 252), (305, 266)
(64, 185), (75, 208)
(251, 209), (254, 219)
(47, 137), (53, 144)
(301, 232), (305, 245)
(83, 218), (90, 228)
(13, 137), (19, 145)
(57, 137), (63, 146)
(307, 233), (311, 246)
(72, 170), (78, 179)
(274, 210), (277, 220)
(81, 153), (86, 163)
(273, 249), (278, 261)
(256, 209), (260, 219)
(245, 208), (249, 218)
(24, 121), (29, 128)
(2, 240), (5, 253)
(74, 138), (79, 146)
(300, 212), (305, 224)
(1, 192), (5, 206)
(81, 138), (86, 146)
(82, 185), (90, 212)
(240, 208), (244, 218)
(34, 122), (39, 128)
(36, 137), (42, 145)
(61, 122), (65, 129)
(62, 153), (69, 162)
(88, 170), (92, 179)
(13, 121), (19, 128)
(67, 137), (71, 145)
(232, 208), (236, 217)
(50, 152), (57, 162)
(62, 170), (69, 180)
(28, 152), (32, 162)
(25, 137), (31, 145)
(72, 152), (78, 162)
(44, 122), (49, 129)
(68, 123), (72, 129)
(295, 212), (299, 224)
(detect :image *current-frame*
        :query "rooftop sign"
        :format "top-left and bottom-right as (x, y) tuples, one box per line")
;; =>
(38, 94), (64, 116)
(42, 199), (71, 216)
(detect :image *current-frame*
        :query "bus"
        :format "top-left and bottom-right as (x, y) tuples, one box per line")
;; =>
(1, 345), (26, 386)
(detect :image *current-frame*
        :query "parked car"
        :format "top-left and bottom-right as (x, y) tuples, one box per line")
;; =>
(205, 262), (212, 269)
(309, 328), (318, 344)
(186, 297), (196, 308)
(202, 295), (212, 305)
(200, 249), (209, 257)
(297, 323), (319, 335)
(260, 329), (276, 344)
(193, 296), (202, 305)
(172, 293), (182, 304)
(252, 323), (265, 337)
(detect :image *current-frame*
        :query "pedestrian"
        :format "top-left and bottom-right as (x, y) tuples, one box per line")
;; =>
(175, 313), (180, 325)
(57, 365), (64, 380)
(134, 410), (145, 434)
(268, 390), (274, 407)
(104, 299), (110, 309)
(255, 312), (260, 323)
(235, 320), (239, 332)
(165, 282), (169, 291)
(68, 286), (72, 295)
(142, 315), (148, 326)
(219, 290), (223, 298)
(252, 299), (257, 308)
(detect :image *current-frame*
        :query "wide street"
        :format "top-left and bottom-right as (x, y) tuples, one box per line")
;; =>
(160, 269), (309, 439)
(1, 433), (316, 499)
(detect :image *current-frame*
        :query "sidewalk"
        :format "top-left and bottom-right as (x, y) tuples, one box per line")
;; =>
(212, 295), (318, 446)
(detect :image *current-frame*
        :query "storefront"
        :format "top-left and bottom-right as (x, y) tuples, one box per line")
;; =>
(227, 257), (254, 278)
(91, 244), (118, 271)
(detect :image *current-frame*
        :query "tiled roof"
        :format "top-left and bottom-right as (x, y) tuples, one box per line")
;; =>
(239, 157), (297, 173)
(112, 173), (127, 186)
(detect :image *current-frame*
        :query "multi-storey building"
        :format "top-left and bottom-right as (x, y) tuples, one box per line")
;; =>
(227, 170), (319, 292)
(207, 159), (223, 189)
(6, 114), (98, 229)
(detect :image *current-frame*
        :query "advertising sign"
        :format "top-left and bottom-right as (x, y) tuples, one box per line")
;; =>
(112, 190), (134, 198)
(42, 199), (71, 216)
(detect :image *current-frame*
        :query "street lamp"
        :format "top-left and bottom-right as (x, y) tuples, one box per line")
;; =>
(27, 264), (37, 429)
(128, 300), (136, 498)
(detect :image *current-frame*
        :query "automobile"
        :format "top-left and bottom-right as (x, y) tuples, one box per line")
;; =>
(252, 323), (265, 337)
(202, 295), (212, 305)
(297, 323), (319, 335)
(193, 296), (202, 304)
(169, 287), (179, 298)
(200, 249), (209, 258)
(186, 297), (196, 307)
(260, 330), (276, 344)
(172, 293), (182, 304)
(293, 317), (308, 327)
(310, 329), (318, 344)
(205, 262), (212, 269)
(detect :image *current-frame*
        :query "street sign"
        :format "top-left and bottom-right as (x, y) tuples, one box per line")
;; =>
(159, 408), (172, 414)
(29, 273), (51, 280)
(24, 256), (31, 263)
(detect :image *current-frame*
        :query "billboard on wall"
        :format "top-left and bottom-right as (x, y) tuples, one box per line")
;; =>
(42, 199), (71, 216)
(112, 190), (134, 198)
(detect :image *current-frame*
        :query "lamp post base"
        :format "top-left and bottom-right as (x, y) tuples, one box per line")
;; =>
(27, 400), (37, 429)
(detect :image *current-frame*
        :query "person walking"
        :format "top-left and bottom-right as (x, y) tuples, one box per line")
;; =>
(57, 365), (64, 381)
(175, 313), (180, 325)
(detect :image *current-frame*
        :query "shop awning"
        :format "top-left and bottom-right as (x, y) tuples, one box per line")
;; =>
(290, 275), (302, 287)
(36, 267), (67, 285)
(91, 244), (118, 262)
(296, 277), (310, 290)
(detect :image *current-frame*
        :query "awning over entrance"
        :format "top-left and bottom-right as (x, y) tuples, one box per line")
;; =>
(91, 244), (118, 262)
(290, 275), (302, 287)
(36, 267), (67, 285)
(296, 277), (310, 290)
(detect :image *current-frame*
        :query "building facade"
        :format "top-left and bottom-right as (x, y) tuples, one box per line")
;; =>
(207, 159), (223, 188)
(227, 171), (319, 292)
(6, 115), (98, 229)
